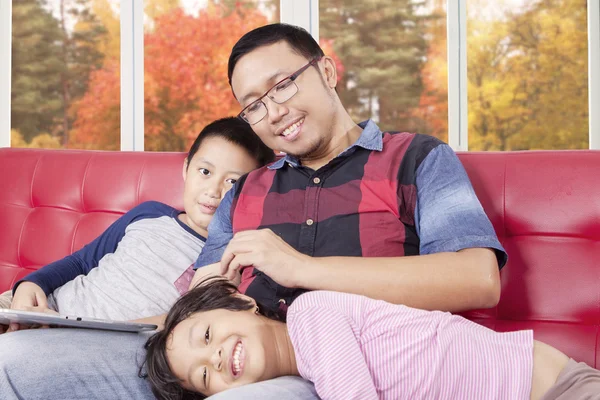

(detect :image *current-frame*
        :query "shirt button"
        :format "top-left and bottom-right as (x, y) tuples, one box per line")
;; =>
(313, 177), (321, 184)
(306, 218), (314, 226)
(287, 162), (294, 168)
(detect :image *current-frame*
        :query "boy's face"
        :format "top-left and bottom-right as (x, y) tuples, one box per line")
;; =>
(182, 136), (258, 237)
(231, 41), (339, 160)
(166, 306), (277, 396)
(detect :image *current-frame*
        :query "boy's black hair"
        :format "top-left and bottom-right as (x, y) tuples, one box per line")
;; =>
(228, 23), (325, 87)
(186, 117), (275, 169)
(140, 277), (258, 400)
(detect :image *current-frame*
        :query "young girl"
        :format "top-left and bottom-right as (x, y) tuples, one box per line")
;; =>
(144, 277), (600, 400)
(1, 117), (274, 331)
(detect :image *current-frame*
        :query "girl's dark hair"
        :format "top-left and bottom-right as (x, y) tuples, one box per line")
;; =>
(228, 23), (325, 87)
(139, 277), (256, 400)
(186, 117), (275, 169)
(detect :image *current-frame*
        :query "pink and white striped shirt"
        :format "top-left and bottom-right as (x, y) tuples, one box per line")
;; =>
(287, 291), (533, 400)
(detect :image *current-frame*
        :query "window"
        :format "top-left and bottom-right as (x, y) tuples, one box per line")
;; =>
(10, 0), (121, 150)
(467, 0), (589, 150)
(143, 0), (279, 151)
(2, 0), (598, 151)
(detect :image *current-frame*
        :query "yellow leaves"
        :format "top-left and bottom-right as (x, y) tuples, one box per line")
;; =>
(467, 0), (588, 150)
(91, 0), (120, 61)
(11, 129), (61, 149)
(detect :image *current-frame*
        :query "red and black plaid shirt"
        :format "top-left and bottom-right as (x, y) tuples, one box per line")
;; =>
(195, 120), (506, 320)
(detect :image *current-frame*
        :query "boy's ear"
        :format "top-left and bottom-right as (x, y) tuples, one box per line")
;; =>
(182, 159), (189, 181)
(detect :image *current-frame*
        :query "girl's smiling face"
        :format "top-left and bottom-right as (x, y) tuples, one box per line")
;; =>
(165, 306), (280, 396)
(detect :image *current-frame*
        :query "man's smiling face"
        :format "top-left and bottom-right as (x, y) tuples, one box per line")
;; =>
(231, 41), (338, 160)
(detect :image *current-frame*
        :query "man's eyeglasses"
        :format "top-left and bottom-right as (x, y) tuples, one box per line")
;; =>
(238, 58), (321, 125)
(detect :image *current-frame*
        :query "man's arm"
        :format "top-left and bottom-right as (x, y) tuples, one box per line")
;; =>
(220, 144), (505, 313)
(297, 248), (499, 312)
(220, 230), (498, 313)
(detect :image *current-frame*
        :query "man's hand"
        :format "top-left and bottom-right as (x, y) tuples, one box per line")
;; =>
(7, 282), (51, 333)
(220, 229), (309, 288)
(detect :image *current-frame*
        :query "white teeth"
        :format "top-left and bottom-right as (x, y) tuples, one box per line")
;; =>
(233, 342), (242, 375)
(282, 120), (303, 137)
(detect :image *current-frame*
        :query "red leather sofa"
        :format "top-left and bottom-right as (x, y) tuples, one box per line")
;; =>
(1, 147), (600, 367)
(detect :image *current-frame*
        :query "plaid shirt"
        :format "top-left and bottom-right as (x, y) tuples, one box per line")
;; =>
(195, 120), (506, 319)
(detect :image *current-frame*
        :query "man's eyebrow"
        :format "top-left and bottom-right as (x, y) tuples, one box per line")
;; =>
(239, 70), (288, 105)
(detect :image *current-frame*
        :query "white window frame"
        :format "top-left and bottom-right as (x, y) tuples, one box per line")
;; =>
(589, 0), (600, 150)
(1, 0), (599, 151)
(0, 1), (11, 148)
(120, 0), (144, 151)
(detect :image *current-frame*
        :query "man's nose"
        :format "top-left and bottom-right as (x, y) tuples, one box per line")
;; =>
(264, 97), (289, 124)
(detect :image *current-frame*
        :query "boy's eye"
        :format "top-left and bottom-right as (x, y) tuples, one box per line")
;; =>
(203, 366), (207, 388)
(205, 326), (210, 344)
(225, 178), (237, 185)
(199, 168), (210, 176)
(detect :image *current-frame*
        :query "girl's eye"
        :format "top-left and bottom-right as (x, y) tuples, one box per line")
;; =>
(203, 366), (207, 388)
(205, 326), (210, 344)
(199, 168), (210, 176)
(225, 178), (237, 185)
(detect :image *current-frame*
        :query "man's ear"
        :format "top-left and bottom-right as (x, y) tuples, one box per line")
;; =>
(320, 56), (338, 88)
(182, 159), (189, 182)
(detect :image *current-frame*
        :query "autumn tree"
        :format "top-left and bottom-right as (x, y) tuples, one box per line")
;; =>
(408, 0), (448, 142)
(72, 2), (269, 151)
(320, 0), (429, 132)
(11, 0), (107, 147)
(468, 0), (588, 150)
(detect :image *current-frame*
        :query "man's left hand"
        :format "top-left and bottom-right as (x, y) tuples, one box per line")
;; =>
(220, 229), (310, 288)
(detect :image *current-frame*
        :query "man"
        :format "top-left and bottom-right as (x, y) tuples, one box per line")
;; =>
(0, 24), (506, 400)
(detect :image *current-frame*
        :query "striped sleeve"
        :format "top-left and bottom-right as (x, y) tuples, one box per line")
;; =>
(287, 306), (379, 400)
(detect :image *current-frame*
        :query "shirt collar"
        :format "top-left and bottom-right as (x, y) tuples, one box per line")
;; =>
(268, 119), (383, 170)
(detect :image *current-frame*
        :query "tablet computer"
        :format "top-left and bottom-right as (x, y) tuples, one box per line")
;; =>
(0, 309), (157, 333)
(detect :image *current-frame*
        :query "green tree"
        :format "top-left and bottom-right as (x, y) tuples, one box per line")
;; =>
(320, 0), (429, 131)
(11, 0), (64, 142)
(11, 0), (107, 147)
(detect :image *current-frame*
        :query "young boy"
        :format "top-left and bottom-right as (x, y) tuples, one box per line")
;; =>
(144, 277), (600, 400)
(0, 117), (274, 332)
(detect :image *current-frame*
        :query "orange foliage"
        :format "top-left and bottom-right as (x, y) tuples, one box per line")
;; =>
(71, 4), (267, 151)
(70, 61), (121, 150)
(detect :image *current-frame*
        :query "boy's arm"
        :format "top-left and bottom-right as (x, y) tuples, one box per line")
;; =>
(13, 201), (173, 296)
